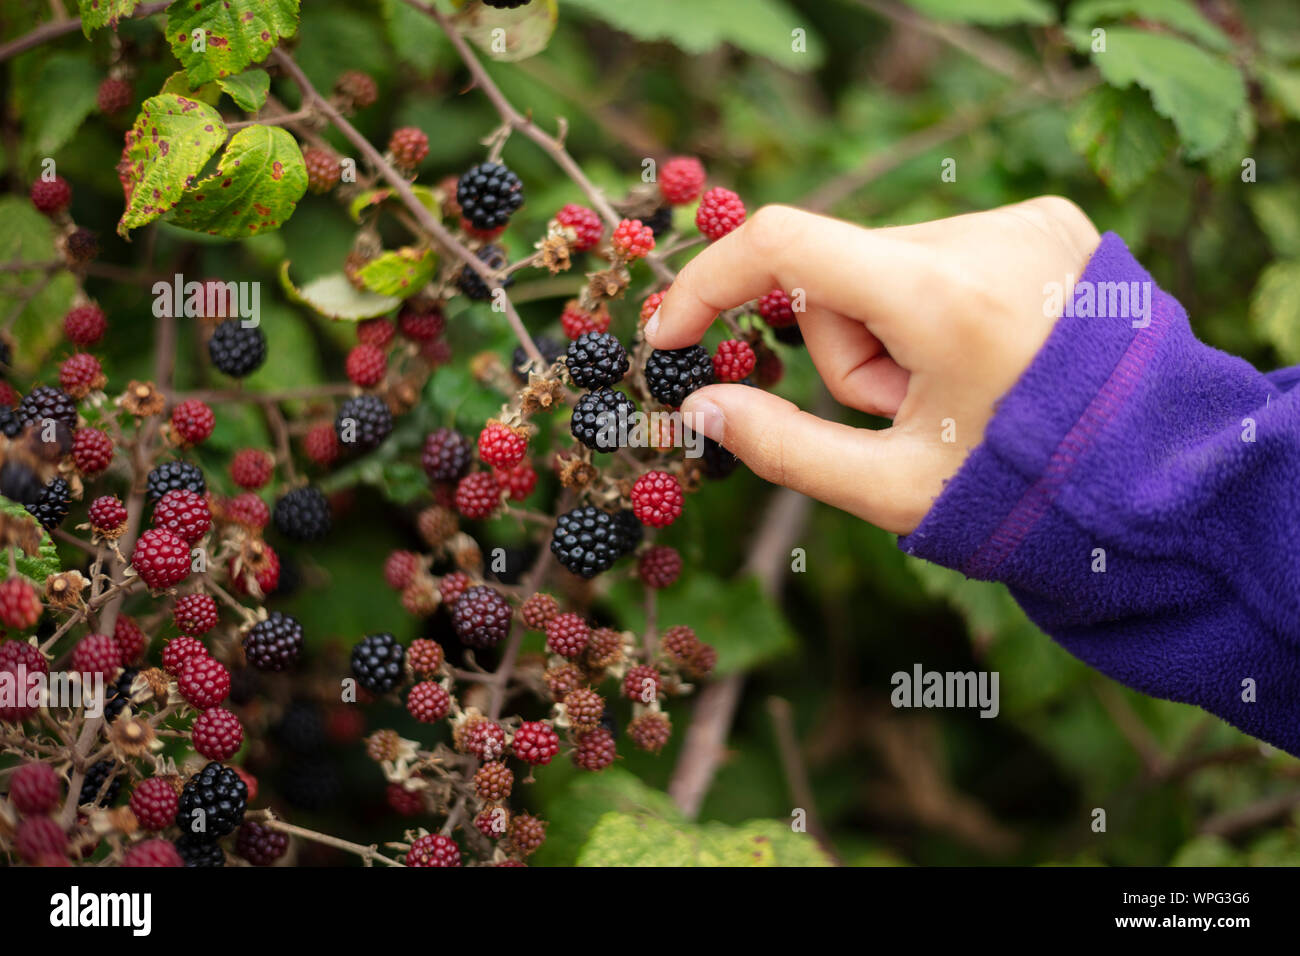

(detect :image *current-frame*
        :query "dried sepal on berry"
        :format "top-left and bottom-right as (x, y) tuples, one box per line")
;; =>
(118, 380), (165, 418)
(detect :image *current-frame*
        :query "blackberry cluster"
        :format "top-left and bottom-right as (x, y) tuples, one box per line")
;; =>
(645, 346), (713, 406)
(18, 385), (77, 429)
(456, 162), (524, 231)
(456, 245), (512, 301)
(421, 427), (473, 482)
(176, 762), (247, 841)
(25, 477), (71, 530)
(208, 320), (267, 378)
(565, 332), (629, 388)
(273, 487), (332, 542)
(79, 759), (121, 807)
(351, 632), (405, 694)
(243, 611), (305, 672)
(571, 387), (636, 452)
(511, 336), (565, 381)
(146, 460), (206, 500)
(175, 833), (225, 867)
(550, 505), (634, 578)
(335, 394), (393, 451)
(451, 585), (513, 649)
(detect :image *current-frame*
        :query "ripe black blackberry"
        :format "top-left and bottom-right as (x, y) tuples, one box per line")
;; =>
(281, 758), (342, 811)
(175, 833), (225, 867)
(25, 477), (71, 529)
(79, 759), (121, 807)
(570, 387), (636, 452)
(550, 505), (627, 578)
(645, 345), (713, 406)
(208, 319), (267, 378)
(456, 245), (512, 301)
(701, 436), (740, 479)
(421, 427), (473, 482)
(176, 761), (247, 841)
(644, 204), (674, 237)
(511, 336), (565, 381)
(0, 406), (21, 439)
(334, 394), (392, 451)
(243, 611), (305, 672)
(565, 331), (629, 388)
(456, 161), (524, 231)
(104, 667), (140, 722)
(451, 585), (513, 649)
(17, 385), (77, 429)
(774, 324), (804, 346)
(273, 486), (332, 541)
(146, 460), (206, 500)
(614, 508), (642, 554)
(275, 699), (327, 754)
(351, 632), (405, 694)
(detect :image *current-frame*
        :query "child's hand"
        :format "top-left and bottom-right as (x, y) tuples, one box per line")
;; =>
(645, 196), (1102, 534)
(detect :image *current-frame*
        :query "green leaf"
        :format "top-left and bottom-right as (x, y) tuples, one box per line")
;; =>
(1249, 259), (1300, 363)
(1068, 26), (1245, 159)
(78, 0), (140, 35)
(347, 185), (441, 224)
(533, 767), (685, 866)
(13, 53), (100, 165)
(117, 94), (228, 238)
(0, 498), (60, 585)
(1259, 64), (1300, 123)
(607, 572), (796, 676)
(379, 0), (449, 74)
(217, 68), (270, 112)
(1067, 0), (1232, 52)
(165, 125), (307, 238)
(1247, 185), (1300, 259)
(576, 812), (834, 866)
(901, 0), (1053, 26)
(159, 70), (222, 106)
(356, 247), (437, 297)
(559, 0), (824, 71)
(455, 0), (558, 62)
(279, 263), (401, 320)
(165, 0), (300, 85)
(1068, 85), (1176, 197)
(0, 198), (77, 374)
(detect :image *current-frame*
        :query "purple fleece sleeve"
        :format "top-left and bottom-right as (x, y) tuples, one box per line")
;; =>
(900, 233), (1300, 755)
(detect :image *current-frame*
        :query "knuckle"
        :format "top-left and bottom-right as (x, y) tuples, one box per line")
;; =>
(745, 204), (803, 258)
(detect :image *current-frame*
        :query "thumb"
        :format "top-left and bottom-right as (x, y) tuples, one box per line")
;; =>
(682, 385), (915, 530)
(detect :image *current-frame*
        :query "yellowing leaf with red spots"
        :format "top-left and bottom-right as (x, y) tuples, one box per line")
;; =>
(78, 0), (141, 36)
(165, 125), (307, 238)
(117, 93), (228, 238)
(166, 0), (300, 86)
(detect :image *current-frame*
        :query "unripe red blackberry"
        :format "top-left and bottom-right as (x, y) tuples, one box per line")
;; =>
(477, 421), (528, 469)
(659, 156), (706, 205)
(544, 662), (585, 701)
(758, 288), (797, 327)
(754, 343), (784, 387)
(31, 176), (71, 216)
(461, 717), (506, 760)
(71, 633), (121, 679)
(366, 728), (401, 762)
(629, 712), (673, 753)
(519, 592), (558, 630)
(622, 664), (662, 703)
(72, 427), (114, 475)
(304, 422), (340, 465)
(303, 147), (342, 194)
(59, 352), (105, 398)
(173, 594), (219, 636)
(400, 573), (438, 617)
(439, 570), (472, 606)
(122, 839), (183, 867)
(406, 681), (451, 723)
(454, 471), (501, 520)
(475, 807), (509, 839)
(9, 762), (62, 815)
(222, 492), (270, 530)
(686, 643), (717, 678)
(572, 727), (617, 771)
(640, 289), (666, 324)
(388, 126), (429, 169)
(177, 654), (230, 708)
(508, 812), (547, 856)
(554, 202), (602, 251)
(611, 218), (655, 261)
(638, 546), (681, 588)
(384, 550), (421, 590)
(422, 427), (473, 482)
(407, 638), (445, 677)
(585, 627), (624, 671)
(229, 448), (274, 489)
(130, 777), (179, 830)
(398, 304), (445, 342)
(661, 624), (699, 664)
(0, 577), (42, 630)
(563, 687), (604, 733)
(0, 640), (47, 721)
(346, 343), (387, 387)
(512, 720), (560, 766)
(712, 339), (756, 382)
(386, 782), (425, 817)
(96, 77), (132, 114)
(356, 317), (395, 348)
(170, 398), (214, 446)
(545, 612), (590, 659)
(334, 70), (378, 109)
(494, 461), (537, 501)
(162, 635), (208, 674)
(113, 615), (148, 663)
(235, 821), (289, 866)
(560, 299), (610, 339)
(631, 470), (684, 528)
(695, 187), (746, 240)
(132, 527), (192, 590)
(152, 488), (211, 543)
(451, 585), (512, 649)
(192, 707), (244, 760)
(15, 816), (66, 863)
(406, 833), (461, 867)
(474, 761), (513, 802)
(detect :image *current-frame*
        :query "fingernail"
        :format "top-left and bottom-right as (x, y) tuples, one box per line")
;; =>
(644, 308), (661, 342)
(684, 397), (724, 442)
